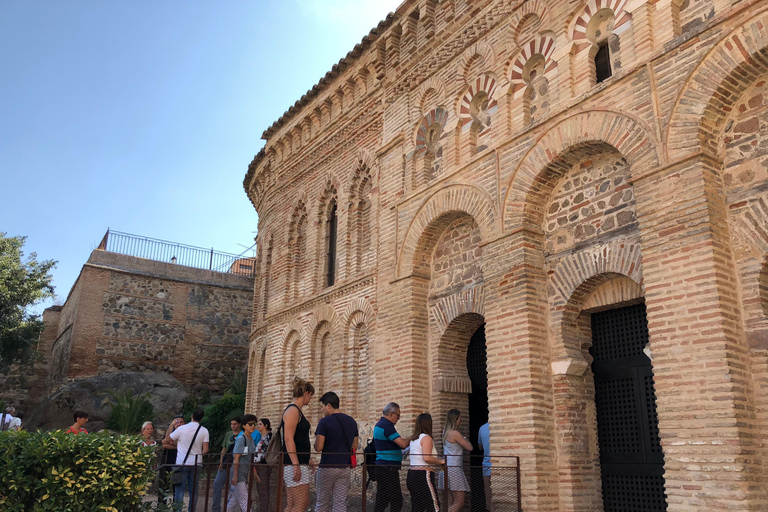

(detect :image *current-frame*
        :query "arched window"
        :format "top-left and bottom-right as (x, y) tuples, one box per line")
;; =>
(586, 9), (619, 85)
(262, 236), (273, 318)
(326, 202), (338, 287)
(255, 346), (267, 413)
(595, 42), (612, 83)
(349, 163), (374, 274)
(287, 203), (308, 302)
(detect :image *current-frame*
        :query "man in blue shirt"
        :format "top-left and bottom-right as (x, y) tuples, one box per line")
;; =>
(478, 422), (494, 512)
(373, 402), (409, 512)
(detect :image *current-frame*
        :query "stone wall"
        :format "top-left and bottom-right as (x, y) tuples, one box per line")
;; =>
(243, 0), (768, 510)
(41, 250), (253, 396)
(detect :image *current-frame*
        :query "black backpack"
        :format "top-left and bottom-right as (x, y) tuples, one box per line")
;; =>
(363, 438), (378, 483)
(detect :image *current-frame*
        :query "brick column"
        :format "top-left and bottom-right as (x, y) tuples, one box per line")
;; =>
(634, 155), (767, 510)
(483, 232), (560, 512)
(375, 275), (431, 422)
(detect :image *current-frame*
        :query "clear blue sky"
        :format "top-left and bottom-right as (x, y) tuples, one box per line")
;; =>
(0, 0), (401, 309)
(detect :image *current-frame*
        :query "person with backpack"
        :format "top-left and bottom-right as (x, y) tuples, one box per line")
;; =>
(373, 402), (409, 512)
(227, 414), (258, 512)
(211, 417), (242, 512)
(313, 391), (359, 512)
(282, 377), (315, 512)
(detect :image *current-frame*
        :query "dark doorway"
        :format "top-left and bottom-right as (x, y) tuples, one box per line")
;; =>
(591, 303), (667, 512)
(467, 324), (489, 512)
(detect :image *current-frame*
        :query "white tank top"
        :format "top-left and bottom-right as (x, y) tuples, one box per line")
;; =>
(409, 433), (436, 467)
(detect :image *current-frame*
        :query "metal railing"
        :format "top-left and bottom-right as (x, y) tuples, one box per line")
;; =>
(152, 452), (521, 511)
(97, 229), (256, 278)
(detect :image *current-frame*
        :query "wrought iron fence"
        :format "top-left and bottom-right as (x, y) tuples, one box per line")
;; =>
(152, 452), (521, 512)
(97, 229), (256, 278)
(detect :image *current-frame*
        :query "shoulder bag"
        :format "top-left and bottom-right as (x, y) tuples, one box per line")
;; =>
(265, 404), (297, 465)
(170, 424), (203, 485)
(330, 414), (356, 468)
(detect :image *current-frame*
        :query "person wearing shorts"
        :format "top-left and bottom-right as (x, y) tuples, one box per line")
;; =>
(281, 377), (315, 512)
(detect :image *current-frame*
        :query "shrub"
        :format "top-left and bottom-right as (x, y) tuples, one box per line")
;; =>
(201, 392), (245, 450)
(0, 430), (155, 511)
(103, 388), (154, 434)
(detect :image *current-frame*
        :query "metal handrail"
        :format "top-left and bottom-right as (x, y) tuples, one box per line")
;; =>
(97, 229), (256, 278)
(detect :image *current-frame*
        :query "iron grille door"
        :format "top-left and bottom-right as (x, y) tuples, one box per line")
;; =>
(591, 303), (667, 512)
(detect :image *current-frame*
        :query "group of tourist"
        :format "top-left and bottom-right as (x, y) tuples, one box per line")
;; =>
(6, 378), (495, 512)
(278, 377), (494, 512)
(159, 375), (495, 512)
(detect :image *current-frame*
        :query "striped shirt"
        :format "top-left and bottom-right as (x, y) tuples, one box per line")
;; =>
(374, 417), (403, 467)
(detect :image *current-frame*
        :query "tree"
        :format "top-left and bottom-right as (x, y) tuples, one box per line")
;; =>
(0, 233), (56, 369)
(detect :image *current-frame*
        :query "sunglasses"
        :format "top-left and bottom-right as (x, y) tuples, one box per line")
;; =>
(247, 422), (257, 426)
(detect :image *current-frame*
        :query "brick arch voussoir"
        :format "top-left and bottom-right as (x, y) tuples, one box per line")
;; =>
(430, 287), (485, 339)
(413, 77), (449, 120)
(457, 41), (498, 84)
(307, 304), (339, 341)
(503, 110), (660, 232)
(549, 240), (644, 375)
(667, 10), (768, 162)
(509, 0), (551, 43)
(550, 237), (644, 310)
(341, 298), (375, 333)
(399, 185), (498, 279)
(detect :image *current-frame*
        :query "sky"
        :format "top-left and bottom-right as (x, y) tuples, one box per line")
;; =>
(0, 0), (402, 309)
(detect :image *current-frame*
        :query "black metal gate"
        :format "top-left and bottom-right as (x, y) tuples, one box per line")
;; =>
(590, 303), (668, 512)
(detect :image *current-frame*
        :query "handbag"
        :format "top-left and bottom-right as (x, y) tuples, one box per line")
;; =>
(330, 414), (356, 468)
(170, 423), (203, 485)
(265, 405), (295, 465)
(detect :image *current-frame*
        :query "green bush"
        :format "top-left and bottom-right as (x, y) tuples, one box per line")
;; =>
(201, 392), (245, 450)
(0, 430), (155, 511)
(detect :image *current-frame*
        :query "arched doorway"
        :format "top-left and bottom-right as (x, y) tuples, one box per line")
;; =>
(467, 323), (489, 512)
(590, 303), (667, 511)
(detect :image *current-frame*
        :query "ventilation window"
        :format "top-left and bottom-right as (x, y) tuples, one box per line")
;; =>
(326, 203), (338, 287)
(595, 42), (612, 83)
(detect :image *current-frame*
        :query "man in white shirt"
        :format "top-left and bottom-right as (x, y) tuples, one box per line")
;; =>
(169, 408), (210, 512)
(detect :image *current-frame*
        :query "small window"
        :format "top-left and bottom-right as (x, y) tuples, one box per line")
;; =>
(595, 42), (612, 83)
(326, 203), (338, 287)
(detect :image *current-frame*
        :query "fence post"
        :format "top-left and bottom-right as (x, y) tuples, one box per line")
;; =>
(192, 460), (199, 511)
(442, 460), (449, 512)
(223, 461), (230, 509)
(361, 455), (367, 512)
(203, 458), (212, 511)
(275, 457), (284, 512)
(516, 456), (522, 512)
(247, 459), (255, 512)
(209, 248), (214, 270)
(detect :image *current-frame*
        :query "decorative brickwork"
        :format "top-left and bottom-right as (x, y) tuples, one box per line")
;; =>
(245, 0), (768, 509)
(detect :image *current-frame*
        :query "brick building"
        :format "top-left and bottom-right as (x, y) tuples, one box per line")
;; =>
(8, 231), (256, 411)
(243, 0), (768, 510)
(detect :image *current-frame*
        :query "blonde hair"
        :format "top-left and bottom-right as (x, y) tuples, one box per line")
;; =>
(442, 409), (461, 446)
(291, 377), (315, 398)
(141, 421), (154, 433)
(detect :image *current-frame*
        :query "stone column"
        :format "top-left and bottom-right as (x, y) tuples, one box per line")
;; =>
(634, 155), (767, 510)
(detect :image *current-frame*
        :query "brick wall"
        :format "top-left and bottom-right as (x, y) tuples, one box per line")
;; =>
(244, 0), (768, 509)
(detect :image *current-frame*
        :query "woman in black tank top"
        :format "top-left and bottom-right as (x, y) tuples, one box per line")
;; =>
(282, 377), (315, 512)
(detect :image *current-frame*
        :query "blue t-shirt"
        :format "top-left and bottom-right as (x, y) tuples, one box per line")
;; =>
(478, 422), (491, 477)
(315, 412), (358, 467)
(374, 417), (403, 466)
(235, 430), (262, 444)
